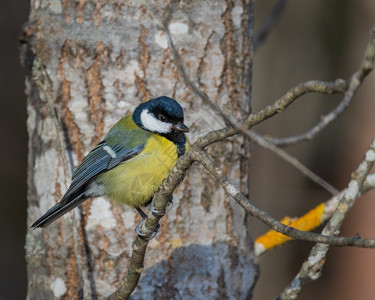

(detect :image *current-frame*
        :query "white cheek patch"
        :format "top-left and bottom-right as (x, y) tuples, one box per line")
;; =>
(140, 109), (172, 134)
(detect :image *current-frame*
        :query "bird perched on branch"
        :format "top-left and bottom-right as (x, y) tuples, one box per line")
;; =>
(31, 96), (190, 236)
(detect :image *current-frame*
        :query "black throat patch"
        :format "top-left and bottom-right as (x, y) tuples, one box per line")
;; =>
(163, 132), (187, 157)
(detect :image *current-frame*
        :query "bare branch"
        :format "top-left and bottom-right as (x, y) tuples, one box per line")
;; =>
(164, 1), (350, 150)
(198, 26), (375, 149)
(108, 143), (374, 299)
(165, 0), (343, 196)
(107, 141), (372, 300)
(278, 137), (375, 300)
(108, 25), (375, 300)
(193, 149), (375, 248)
(255, 173), (375, 256)
(196, 79), (347, 148)
(264, 27), (375, 147)
(106, 238), (148, 300)
(361, 173), (375, 194)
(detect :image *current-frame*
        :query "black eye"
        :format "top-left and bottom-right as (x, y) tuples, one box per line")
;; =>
(157, 114), (167, 122)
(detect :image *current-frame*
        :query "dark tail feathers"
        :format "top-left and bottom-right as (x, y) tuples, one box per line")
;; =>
(31, 194), (86, 229)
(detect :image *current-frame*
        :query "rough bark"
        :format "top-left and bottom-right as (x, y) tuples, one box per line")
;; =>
(22, 1), (257, 299)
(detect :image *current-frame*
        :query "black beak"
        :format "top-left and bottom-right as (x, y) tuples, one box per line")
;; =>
(174, 122), (190, 132)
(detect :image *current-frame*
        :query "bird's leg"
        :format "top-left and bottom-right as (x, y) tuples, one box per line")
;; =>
(134, 207), (160, 240)
(136, 207), (147, 218)
(150, 195), (173, 215)
(134, 195), (173, 239)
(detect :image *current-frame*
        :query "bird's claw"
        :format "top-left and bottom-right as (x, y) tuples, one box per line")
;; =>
(150, 195), (174, 215)
(167, 196), (174, 212)
(135, 218), (160, 240)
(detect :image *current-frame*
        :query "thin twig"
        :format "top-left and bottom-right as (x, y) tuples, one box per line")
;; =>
(249, 131), (339, 195)
(254, 0), (290, 50)
(277, 137), (375, 300)
(163, 0), (236, 127)
(196, 79), (347, 148)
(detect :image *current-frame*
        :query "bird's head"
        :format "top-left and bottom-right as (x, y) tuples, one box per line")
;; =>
(133, 96), (189, 135)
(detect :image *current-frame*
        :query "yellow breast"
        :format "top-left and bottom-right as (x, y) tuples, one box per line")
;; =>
(100, 134), (178, 207)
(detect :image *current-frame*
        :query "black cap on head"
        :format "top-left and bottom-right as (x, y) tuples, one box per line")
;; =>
(144, 96), (184, 122)
(133, 96), (186, 129)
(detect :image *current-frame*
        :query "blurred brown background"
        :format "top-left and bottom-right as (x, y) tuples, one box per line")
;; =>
(252, 1), (375, 300)
(1, 0), (374, 299)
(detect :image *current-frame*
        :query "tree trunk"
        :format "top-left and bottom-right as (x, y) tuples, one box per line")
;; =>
(22, 1), (257, 299)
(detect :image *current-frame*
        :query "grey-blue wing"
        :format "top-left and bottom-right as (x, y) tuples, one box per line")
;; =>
(60, 142), (144, 205)
(31, 142), (144, 228)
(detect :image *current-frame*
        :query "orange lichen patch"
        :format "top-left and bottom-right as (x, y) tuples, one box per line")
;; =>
(255, 203), (325, 251)
(255, 216), (294, 250)
(289, 203), (325, 231)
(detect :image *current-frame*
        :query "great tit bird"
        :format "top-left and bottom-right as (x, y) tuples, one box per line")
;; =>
(31, 96), (189, 230)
